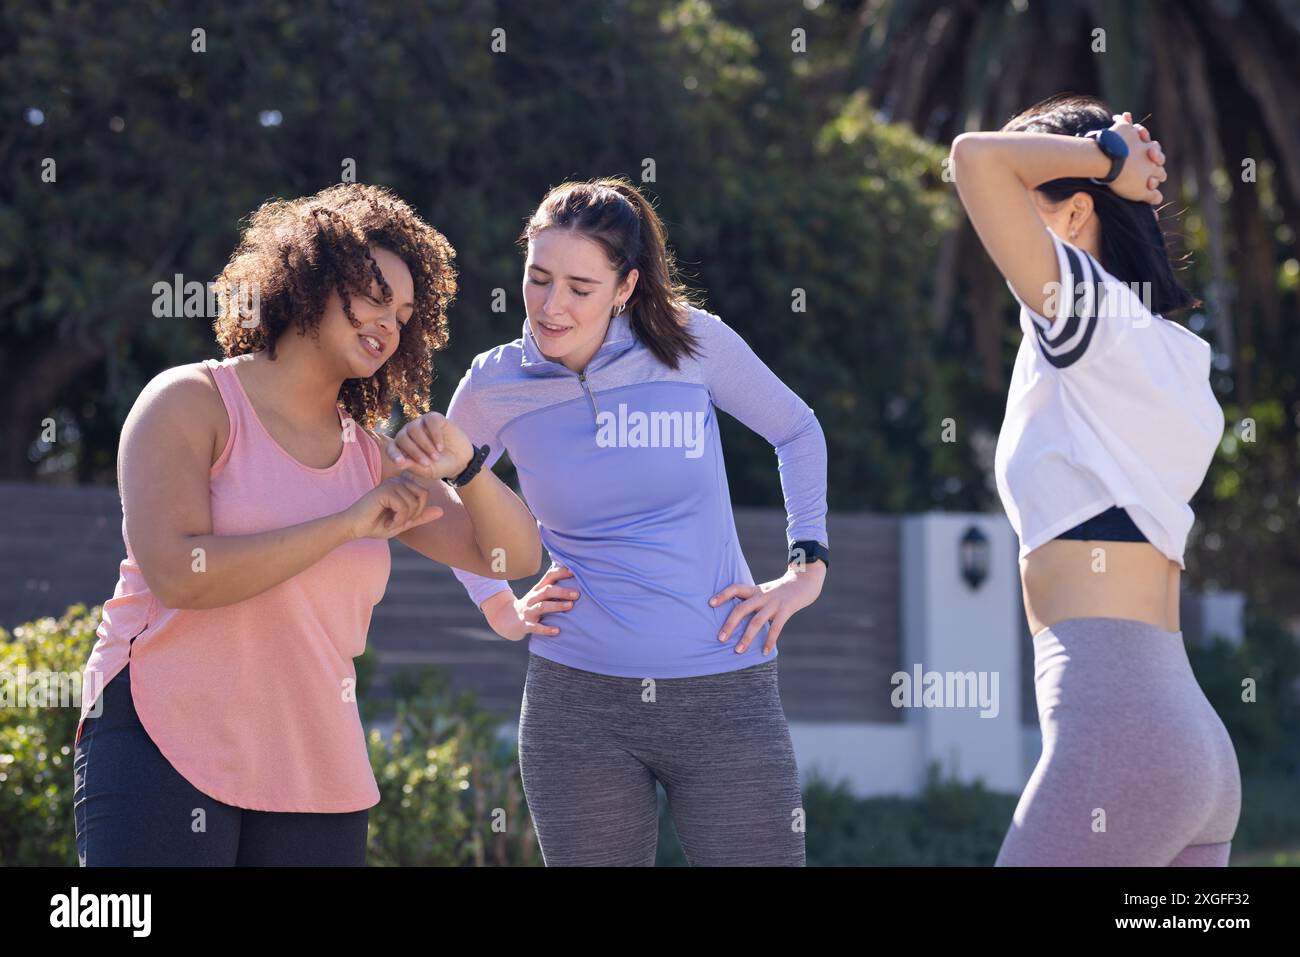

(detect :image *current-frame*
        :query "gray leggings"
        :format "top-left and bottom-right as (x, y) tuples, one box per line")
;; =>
(997, 617), (1242, 866)
(518, 653), (805, 866)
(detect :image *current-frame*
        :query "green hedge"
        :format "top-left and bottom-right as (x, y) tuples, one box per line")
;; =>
(0, 604), (538, 866)
(655, 763), (1018, 866)
(4, 604), (1299, 866)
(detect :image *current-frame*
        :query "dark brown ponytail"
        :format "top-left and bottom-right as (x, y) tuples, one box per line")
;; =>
(519, 176), (702, 368)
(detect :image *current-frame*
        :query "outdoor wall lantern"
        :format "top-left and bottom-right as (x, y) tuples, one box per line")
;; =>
(959, 525), (990, 591)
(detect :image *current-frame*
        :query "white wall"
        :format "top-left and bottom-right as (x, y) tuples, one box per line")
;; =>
(897, 512), (1026, 794)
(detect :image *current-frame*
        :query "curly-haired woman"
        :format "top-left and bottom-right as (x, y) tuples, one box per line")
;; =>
(73, 184), (542, 866)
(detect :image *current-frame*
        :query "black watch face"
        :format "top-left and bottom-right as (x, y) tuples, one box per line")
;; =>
(1098, 128), (1128, 159)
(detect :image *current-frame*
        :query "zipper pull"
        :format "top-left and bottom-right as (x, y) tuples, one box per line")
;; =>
(578, 370), (601, 424)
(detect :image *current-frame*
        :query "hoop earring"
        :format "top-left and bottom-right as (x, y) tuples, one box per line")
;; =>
(612, 301), (625, 319)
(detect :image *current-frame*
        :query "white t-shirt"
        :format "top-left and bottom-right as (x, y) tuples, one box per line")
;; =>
(993, 232), (1224, 568)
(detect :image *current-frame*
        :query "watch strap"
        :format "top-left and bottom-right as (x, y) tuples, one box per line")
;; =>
(444, 443), (491, 488)
(1084, 129), (1126, 185)
(788, 540), (829, 569)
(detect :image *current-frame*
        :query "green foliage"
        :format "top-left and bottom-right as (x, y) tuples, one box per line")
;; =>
(1187, 609), (1300, 777)
(1234, 771), (1300, 857)
(365, 667), (538, 867)
(800, 764), (1018, 866)
(0, 603), (99, 866)
(654, 763), (1018, 867)
(1194, 400), (1300, 616)
(1, 0), (963, 513)
(0, 603), (537, 866)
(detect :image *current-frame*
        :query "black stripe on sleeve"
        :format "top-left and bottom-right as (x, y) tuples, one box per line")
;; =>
(1034, 245), (1105, 368)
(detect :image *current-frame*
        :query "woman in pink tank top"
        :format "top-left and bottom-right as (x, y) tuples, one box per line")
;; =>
(73, 184), (543, 866)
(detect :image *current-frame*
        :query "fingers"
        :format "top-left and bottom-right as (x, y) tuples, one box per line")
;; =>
(390, 505), (445, 536)
(531, 599), (574, 615)
(522, 617), (561, 637)
(417, 414), (446, 455)
(761, 612), (792, 656)
(539, 565), (577, 589)
(384, 436), (412, 467)
(393, 431), (430, 469)
(381, 475), (430, 530)
(520, 583), (578, 620)
(709, 583), (757, 608)
(401, 420), (438, 466)
(717, 594), (763, 643)
(733, 611), (768, 653)
(735, 607), (780, 654)
(380, 482), (419, 529)
(540, 582), (579, 603)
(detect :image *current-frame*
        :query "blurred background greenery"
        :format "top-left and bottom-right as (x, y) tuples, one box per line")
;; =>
(4, 0), (1296, 619)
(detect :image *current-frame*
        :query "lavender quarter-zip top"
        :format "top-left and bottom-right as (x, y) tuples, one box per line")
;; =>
(447, 306), (828, 679)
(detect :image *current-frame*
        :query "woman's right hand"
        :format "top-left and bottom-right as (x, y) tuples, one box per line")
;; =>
(483, 564), (580, 641)
(1107, 111), (1166, 205)
(344, 475), (445, 541)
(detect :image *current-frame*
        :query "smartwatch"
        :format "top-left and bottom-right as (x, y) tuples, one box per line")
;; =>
(788, 540), (830, 569)
(1082, 128), (1128, 185)
(443, 443), (491, 488)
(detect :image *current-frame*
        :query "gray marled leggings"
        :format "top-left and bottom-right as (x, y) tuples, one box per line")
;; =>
(518, 653), (805, 866)
(997, 617), (1242, 866)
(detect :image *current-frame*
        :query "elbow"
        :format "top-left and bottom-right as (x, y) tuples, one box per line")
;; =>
(792, 404), (825, 449)
(143, 571), (197, 611)
(950, 133), (995, 178)
(139, 555), (209, 610)
(514, 538), (544, 580)
(950, 131), (975, 155)
(483, 535), (543, 580)
(950, 132), (987, 158)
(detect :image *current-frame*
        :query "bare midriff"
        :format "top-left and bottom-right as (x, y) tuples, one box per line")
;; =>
(1021, 538), (1181, 637)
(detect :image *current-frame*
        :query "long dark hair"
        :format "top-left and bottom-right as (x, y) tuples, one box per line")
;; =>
(519, 176), (702, 368)
(1002, 93), (1199, 316)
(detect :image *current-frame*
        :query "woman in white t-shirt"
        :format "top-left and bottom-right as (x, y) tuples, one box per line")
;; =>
(951, 94), (1241, 866)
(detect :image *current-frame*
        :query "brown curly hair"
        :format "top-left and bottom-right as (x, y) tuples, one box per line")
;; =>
(213, 183), (457, 428)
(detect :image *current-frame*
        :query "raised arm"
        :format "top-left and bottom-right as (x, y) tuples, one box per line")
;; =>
(378, 415), (542, 580)
(950, 113), (1164, 321)
(390, 361), (543, 600)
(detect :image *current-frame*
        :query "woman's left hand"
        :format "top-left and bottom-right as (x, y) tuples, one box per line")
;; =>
(710, 561), (826, 655)
(387, 411), (474, 482)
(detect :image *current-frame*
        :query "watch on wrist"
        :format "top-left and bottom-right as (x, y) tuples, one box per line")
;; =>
(443, 443), (491, 488)
(1082, 128), (1128, 185)
(788, 540), (829, 570)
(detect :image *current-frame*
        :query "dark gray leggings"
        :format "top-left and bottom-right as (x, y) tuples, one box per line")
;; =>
(518, 653), (806, 866)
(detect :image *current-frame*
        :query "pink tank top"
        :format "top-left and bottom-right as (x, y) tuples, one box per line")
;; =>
(76, 354), (391, 812)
